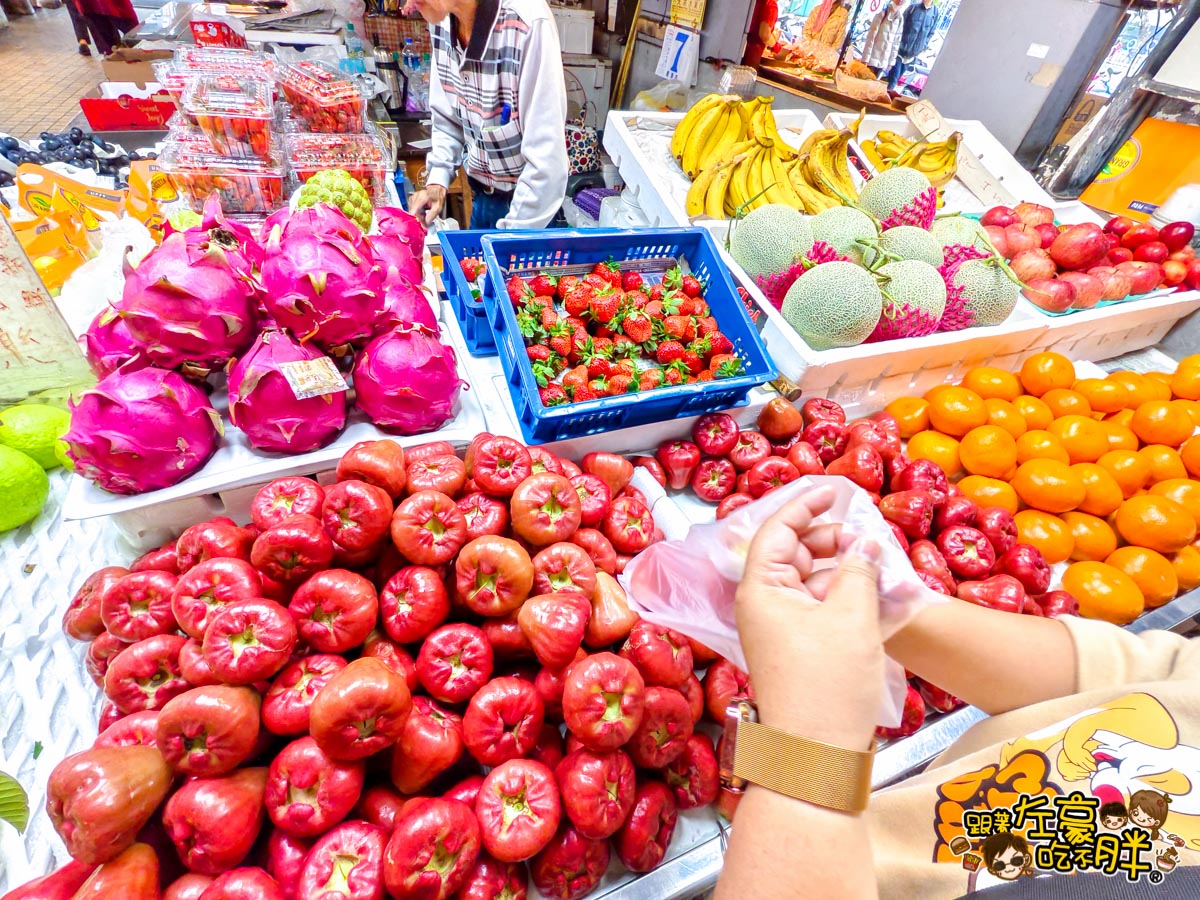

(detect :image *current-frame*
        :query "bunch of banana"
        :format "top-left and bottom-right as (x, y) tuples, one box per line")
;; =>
(794, 117), (862, 206)
(860, 129), (961, 188)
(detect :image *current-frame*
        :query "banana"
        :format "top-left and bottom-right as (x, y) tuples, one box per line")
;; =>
(729, 148), (756, 214)
(699, 105), (745, 174)
(860, 138), (888, 172)
(671, 93), (725, 162)
(797, 127), (836, 158)
(686, 160), (723, 217)
(803, 129), (858, 203)
(682, 101), (730, 179)
(705, 154), (743, 219)
(787, 158), (834, 213)
(762, 149), (794, 208)
(875, 129), (914, 149)
(746, 147), (766, 210)
(759, 105), (795, 162)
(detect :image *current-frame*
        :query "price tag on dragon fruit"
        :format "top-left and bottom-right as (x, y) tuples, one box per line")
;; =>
(279, 358), (349, 400)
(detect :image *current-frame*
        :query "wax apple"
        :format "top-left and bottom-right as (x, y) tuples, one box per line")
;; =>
(602, 496), (654, 554)
(915, 678), (964, 714)
(511, 474), (583, 547)
(934, 495), (978, 532)
(580, 451), (634, 498)
(321, 480), (393, 561)
(993, 543), (1052, 594)
(288, 569), (378, 654)
(252, 476), (326, 530)
(171, 558), (262, 640)
(656, 440), (701, 490)
(251, 514), (335, 584)
(878, 490), (935, 540)
(458, 492), (510, 539)
(613, 781), (678, 873)
(909, 539), (957, 594)
(631, 456), (666, 488)
(335, 441), (408, 499)
(755, 399), (801, 442)
(535, 652), (582, 722)
(456, 854), (529, 900)
(86, 632), (128, 687)
(202, 598), (296, 684)
(528, 446), (564, 476)
(451, 536), (534, 617)
(571, 528), (618, 575)
(562, 652), (645, 751)
(71, 843), (159, 900)
(261, 653), (346, 736)
(825, 443), (884, 492)
(620, 620), (693, 688)
(391, 697), (464, 794)
(569, 474), (611, 528)
(518, 594), (589, 669)
(156, 685), (260, 776)
(585, 572), (638, 648)
(703, 659), (753, 723)
(529, 825), (609, 900)
(46, 745), (172, 864)
(383, 799), (481, 900)
(376, 566), (447, 644)
(101, 570), (178, 642)
(957, 574), (1026, 614)
(416, 623), (494, 703)
(801, 397), (845, 425)
(162, 767), (268, 875)
(406, 455), (467, 496)
(94, 710), (159, 749)
(532, 542), (597, 601)
(476, 759), (561, 862)
(198, 868), (284, 900)
(472, 436), (533, 498)
(845, 419), (901, 462)
(391, 491), (468, 566)
(875, 684), (926, 740)
(976, 506), (1018, 555)
(444, 775), (486, 809)
(891, 458), (949, 507)
(176, 521), (254, 573)
(130, 542), (179, 574)
(166, 873), (216, 900)
(1035, 590), (1080, 617)
(530, 722), (567, 771)
(936, 526), (995, 580)
(727, 430), (772, 471)
(264, 736), (365, 838)
(462, 676), (545, 767)
(746, 457), (800, 498)
(103, 634), (189, 714)
(691, 457), (737, 503)
(310, 657), (412, 760)
(553, 747), (634, 841)
(664, 733), (720, 809)
(716, 493), (754, 519)
(296, 820), (387, 900)
(626, 687), (693, 768)
(1, 860), (97, 899)
(64, 566), (128, 641)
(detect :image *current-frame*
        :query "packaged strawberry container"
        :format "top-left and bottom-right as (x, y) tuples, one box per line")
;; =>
(174, 46), (276, 80)
(153, 62), (194, 107)
(278, 61), (365, 134)
(181, 74), (274, 159)
(160, 136), (285, 215)
(285, 132), (389, 203)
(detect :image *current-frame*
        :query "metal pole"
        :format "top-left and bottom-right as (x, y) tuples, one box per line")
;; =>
(611, 0), (645, 110)
(836, 0), (867, 69)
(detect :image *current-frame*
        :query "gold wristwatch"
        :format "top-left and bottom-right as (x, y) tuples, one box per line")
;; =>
(718, 698), (875, 814)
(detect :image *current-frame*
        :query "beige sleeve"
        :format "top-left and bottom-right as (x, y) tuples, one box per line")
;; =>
(1061, 616), (1200, 692)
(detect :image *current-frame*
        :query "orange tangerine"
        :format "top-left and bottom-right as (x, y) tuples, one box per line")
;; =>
(1011, 459), (1086, 514)
(1071, 463), (1124, 517)
(1142, 372), (1174, 400)
(957, 475), (1020, 515)
(1063, 511), (1119, 562)
(1107, 371), (1156, 408)
(1097, 450), (1151, 498)
(1062, 561), (1145, 624)
(1177, 354), (1200, 371)
(1041, 388), (1092, 419)
(1171, 545), (1200, 591)
(961, 366), (1022, 402)
(1149, 479), (1200, 530)
(1140, 445), (1188, 484)
(1114, 494), (1197, 554)
(1048, 415), (1109, 464)
(1020, 352), (1075, 397)
(1101, 421), (1139, 452)
(1130, 400), (1196, 448)
(959, 425), (1018, 479)
(924, 383), (954, 402)
(907, 431), (963, 478)
(1170, 363), (1200, 401)
(984, 398), (1027, 439)
(1016, 430), (1070, 465)
(1181, 435), (1200, 478)
(1014, 395), (1054, 431)
(927, 386), (988, 438)
(1181, 400), (1200, 429)
(1105, 546), (1178, 609)
(1015, 510), (1074, 564)
(1105, 408), (1136, 429)
(1074, 377), (1130, 414)
(885, 397), (930, 439)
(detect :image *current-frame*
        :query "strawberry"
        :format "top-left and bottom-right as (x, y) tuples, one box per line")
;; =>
(541, 306), (559, 331)
(696, 316), (719, 336)
(660, 292), (683, 316)
(664, 365), (686, 385)
(583, 273), (610, 292)
(531, 357), (558, 387)
(530, 274), (558, 298)
(563, 282), (594, 317)
(540, 384), (569, 406)
(708, 331), (734, 356)
(460, 257), (485, 281)
(639, 369), (664, 391)
(621, 308), (653, 344)
(696, 370), (715, 382)
(589, 291), (620, 325)
(588, 376), (609, 394)
(676, 297), (697, 317)
(594, 326), (614, 340)
(663, 315), (691, 340)
(591, 336), (614, 357)
(663, 266), (684, 294)
(516, 306), (545, 342)
(591, 259), (622, 287)
(648, 284), (665, 303)
(557, 275), (580, 300)
(626, 290), (648, 310)
(548, 323), (574, 358)
(681, 274), (704, 298)
(656, 340), (686, 365)
(566, 318), (589, 350)
(710, 355), (744, 378)
(612, 337), (641, 361)
(645, 300), (665, 320)
(572, 386), (600, 403)
(506, 275), (532, 306)
(608, 373), (634, 395)
(693, 301), (711, 318)
(527, 344), (552, 364)
(621, 270), (644, 292)
(681, 350), (705, 374)
(563, 365), (589, 392)
(612, 357), (638, 377)
(687, 337), (711, 359)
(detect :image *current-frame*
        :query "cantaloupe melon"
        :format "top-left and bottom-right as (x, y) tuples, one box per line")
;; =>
(858, 168), (936, 229)
(861, 225), (944, 268)
(729, 205), (815, 278)
(811, 207), (878, 264)
(939, 258), (1019, 330)
(869, 260), (947, 341)
(781, 261), (882, 351)
(929, 215), (988, 250)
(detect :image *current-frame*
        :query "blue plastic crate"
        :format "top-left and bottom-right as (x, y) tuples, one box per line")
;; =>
(437, 229), (513, 356)
(480, 227), (778, 444)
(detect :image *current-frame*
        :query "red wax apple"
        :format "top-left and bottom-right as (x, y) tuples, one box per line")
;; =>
(202, 598), (296, 685)
(103, 633), (189, 714)
(455, 535), (535, 617)
(1035, 590), (1080, 617)
(656, 440), (702, 491)
(957, 574), (1026, 614)
(171, 558), (262, 640)
(934, 495), (979, 532)
(407, 440), (456, 465)
(86, 632), (129, 688)
(321, 480), (393, 559)
(571, 528), (618, 575)
(976, 506), (1018, 556)
(2, 860), (97, 899)
(416, 623), (494, 704)
(296, 820), (387, 900)
(101, 570), (179, 642)
(463, 676), (545, 766)
(562, 652), (645, 751)
(130, 542), (179, 574)
(456, 854), (529, 900)
(391, 696), (464, 794)
(252, 476), (326, 531)
(993, 543), (1052, 594)
(826, 443), (885, 493)
(580, 452), (634, 498)
(909, 539), (957, 594)
(846, 419), (902, 462)
(166, 874), (217, 900)
(874, 684), (926, 740)
(878, 490), (935, 540)
(801, 397), (845, 426)
(694, 411), (743, 454)
(568, 474), (611, 529)
(528, 446), (564, 477)
(155, 685), (260, 776)
(64, 566), (128, 641)
(703, 659), (753, 723)
(626, 686), (693, 768)
(892, 458), (950, 507)
(716, 493), (755, 519)
(288, 569), (378, 654)
(458, 492), (510, 540)
(198, 868), (284, 900)
(664, 733), (720, 809)
(727, 430), (772, 471)
(554, 748), (635, 840)
(71, 843), (158, 900)
(391, 490), (468, 566)
(406, 454), (467, 496)
(176, 522), (254, 574)
(355, 785), (407, 832)
(602, 496), (654, 554)
(310, 657), (413, 760)
(532, 542), (596, 600)
(613, 780), (678, 873)
(915, 677), (964, 714)
(162, 767), (268, 875)
(444, 775), (486, 809)
(631, 456), (666, 488)
(383, 799), (481, 899)
(801, 419), (849, 466)
(476, 759), (562, 862)
(536, 651), (584, 722)
(265, 735), (365, 838)
(529, 825), (609, 900)
(511, 474), (583, 547)
(585, 571), (638, 648)
(94, 710), (159, 749)
(251, 514), (335, 585)
(936, 526), (996, 579)
(691, 457), (737, 503)
(620, 620), (693, 688)
(472, 436), (534, 498)
(518, 593), (589, 669)
(380, 566), (450, 644)
(337, 439), (407, 499)
(745, 457), (800, 498)
(262, 653), (347, 736)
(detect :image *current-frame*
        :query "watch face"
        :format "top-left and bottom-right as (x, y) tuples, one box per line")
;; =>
(719, 698), (755, 790)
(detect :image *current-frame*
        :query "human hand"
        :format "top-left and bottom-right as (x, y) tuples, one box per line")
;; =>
(735, 485), (885, 749)
(410, 184), (447, 226)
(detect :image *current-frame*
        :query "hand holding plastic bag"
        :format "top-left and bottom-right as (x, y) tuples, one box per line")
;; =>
(620, 475), (950, 727)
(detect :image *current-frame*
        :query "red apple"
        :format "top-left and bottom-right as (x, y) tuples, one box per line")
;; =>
(1059, 271), (1103, 309)
(1004, 223), (1041, 256)
(1133, 241), (1169, 264)
(1104, 215), (1136, 236)
(1034, 222), (1059, 250)
(1009, 249), (1056, 282)
(1187, 259), (1200, 291)
(1160, 221), (1195, 253)
(1013, 202), (1054, 227)
(1023, 277), (1076, 313)
(1087, 266), (1134, 301)
(1116, 260), (1163, 294)
(981, 206), (1018, 228)
(1162, 259), (1188, 287)
(1049, 223), (1109, 271)
(1107, 246), (1134, 265)
(984, 225), (1010, 258)
(1120, 222), (1160, 250)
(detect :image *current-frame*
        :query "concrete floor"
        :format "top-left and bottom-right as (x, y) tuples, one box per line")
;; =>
(0, 6), (105, 140)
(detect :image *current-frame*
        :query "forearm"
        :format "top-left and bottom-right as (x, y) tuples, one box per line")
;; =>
(884, 602), (1076, 714)
(717, 788), (877, 900)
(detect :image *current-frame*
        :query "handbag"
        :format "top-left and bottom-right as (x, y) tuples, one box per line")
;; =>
(565, 102), (600, 176)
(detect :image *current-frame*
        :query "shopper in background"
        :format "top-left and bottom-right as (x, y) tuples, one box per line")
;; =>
(64, 0), (93, 56)
(405, 0), (569, 230)
(803, 0), (851, 49)
(887, 0), (939, 93)
(69, 0), (137, 57)
(861, 0), (907, 78)
(717, 485), (1200, 898)
(743, 0), (781, 69)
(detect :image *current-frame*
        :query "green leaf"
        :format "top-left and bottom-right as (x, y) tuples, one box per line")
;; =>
(0, 772), (29, 834)
(32, 742), (42, 760)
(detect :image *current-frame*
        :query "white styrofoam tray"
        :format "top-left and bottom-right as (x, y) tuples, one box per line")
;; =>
(824, 112), (1056, 214)
(1026, 289), (1200, 364)
(602, 108), (824, 228)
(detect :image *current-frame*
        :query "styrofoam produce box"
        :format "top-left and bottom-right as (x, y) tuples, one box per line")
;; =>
(824, 112), (1055, 214)
(603, 108), (824, 227)
(1023, 289), (1200, 363)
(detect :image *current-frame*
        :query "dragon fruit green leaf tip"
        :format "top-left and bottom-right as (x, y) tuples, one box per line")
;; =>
(114, 229), (258, 372)
(64, 366), (222, 495)
(353, 324), (463, 435)
(228, 328), (348, 454)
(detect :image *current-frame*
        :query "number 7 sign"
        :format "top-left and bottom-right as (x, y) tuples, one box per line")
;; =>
(656, 25), (700, 84)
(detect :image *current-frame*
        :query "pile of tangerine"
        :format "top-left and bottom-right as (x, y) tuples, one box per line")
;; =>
(884, 352), (1200, 626)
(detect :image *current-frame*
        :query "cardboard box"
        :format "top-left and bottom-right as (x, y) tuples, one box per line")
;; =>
(101, 48), (173, 86)
(79, 83), (177, 131)
(1081, 117), (1200, 221)
(1051, 92), (1106, 147)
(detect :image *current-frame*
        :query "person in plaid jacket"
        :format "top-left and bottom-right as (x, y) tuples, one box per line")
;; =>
(406, 0), (570, 230)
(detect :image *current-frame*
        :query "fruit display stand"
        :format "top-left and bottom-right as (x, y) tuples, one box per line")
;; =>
(602, 108), (824, 228)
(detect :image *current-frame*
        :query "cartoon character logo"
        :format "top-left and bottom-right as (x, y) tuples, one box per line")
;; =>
(1099, 800), (1128, 830)
(980, 832), (1034, 882)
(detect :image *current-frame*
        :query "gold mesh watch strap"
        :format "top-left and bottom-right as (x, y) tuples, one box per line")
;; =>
(732, 719), (874, 813)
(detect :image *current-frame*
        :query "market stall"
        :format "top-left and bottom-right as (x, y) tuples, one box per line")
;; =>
(4, 10), (1200, 899)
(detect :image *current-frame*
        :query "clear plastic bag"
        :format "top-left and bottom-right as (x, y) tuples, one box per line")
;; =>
(620, 475), (950, 727)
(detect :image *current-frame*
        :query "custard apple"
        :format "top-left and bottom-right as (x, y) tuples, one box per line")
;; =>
(296, 169), (373, 232)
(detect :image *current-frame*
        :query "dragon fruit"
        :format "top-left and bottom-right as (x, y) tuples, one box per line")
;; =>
(370, 206), (425, 284)
(115, 231), (258, 372)
(353, 325), (463, 434)
(261, 205), (387, 352)
(380, 275), (439, 333)
(64, 367), (222, 494)
(187, 194), (264, 285)
(228, 329), (348, 453)
(83, 306), (146, 377)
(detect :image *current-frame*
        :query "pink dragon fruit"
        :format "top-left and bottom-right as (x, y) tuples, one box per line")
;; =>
(227, 328), (348, 453)
(260, 205), (387, 352)
(64, 366), (222, 494)
(83, 306), (146, 377)
(380, 274), (439, 334)
(115, 231), (258, 372)
(353, 325), (463, 434)
(370, 206), (425, 284)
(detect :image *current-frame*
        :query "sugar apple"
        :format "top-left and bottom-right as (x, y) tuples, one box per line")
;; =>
(296, 169), (373, 232)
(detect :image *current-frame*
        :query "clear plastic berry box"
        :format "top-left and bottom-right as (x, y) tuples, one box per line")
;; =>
(285, 132), (389, 204)
(278, 60), (366, 134)
(174, 46), (276, 79)
(180, 74), (274, 159)
(160, 135), (286, 215)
